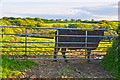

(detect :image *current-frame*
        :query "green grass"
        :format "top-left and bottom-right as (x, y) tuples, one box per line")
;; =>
(101, 38), (120, 79)
(2, 36), (55, 55)
(2, 55), (38, 78)
(58, 68), (84, 78)
(57, 64), (86, 78)
(2, 35), (113, 55)
(97, 40), (113, 50)
(44, 22), (93, 27)
(44, 23), (76, 27)
(2, 36), (113, 55)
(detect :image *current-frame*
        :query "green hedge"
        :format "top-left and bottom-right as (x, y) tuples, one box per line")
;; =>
(101, 37), (120, 79)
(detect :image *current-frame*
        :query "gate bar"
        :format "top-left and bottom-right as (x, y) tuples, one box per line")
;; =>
(1, 50), (107, 52)
(0, 41), (112, 44)
(9, 58), (103, 60)
(0, 33), (114, 38)
(25, 28), (27, 59)
(56, 30), (59, 58)
(1, 26), (116, 31)
(85, 30), (87, 59)
(4, 54), (106, 56)
(1, 46), (108, 48)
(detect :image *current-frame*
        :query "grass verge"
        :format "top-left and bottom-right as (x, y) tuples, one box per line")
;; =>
(2, 55), (38, 78)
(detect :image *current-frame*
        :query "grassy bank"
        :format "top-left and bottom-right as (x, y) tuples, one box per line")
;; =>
(2, 55), (38, 78)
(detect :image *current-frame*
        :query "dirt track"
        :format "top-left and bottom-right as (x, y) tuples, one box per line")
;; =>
(21, 60), (113, 78)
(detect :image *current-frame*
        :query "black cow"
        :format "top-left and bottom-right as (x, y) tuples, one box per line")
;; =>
(54, 28), (105, 63)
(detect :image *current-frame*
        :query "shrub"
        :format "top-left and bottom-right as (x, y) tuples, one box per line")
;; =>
(101, 37), (120, 79)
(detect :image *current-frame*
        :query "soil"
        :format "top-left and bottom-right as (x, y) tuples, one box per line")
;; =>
(19, 60), (114, 78)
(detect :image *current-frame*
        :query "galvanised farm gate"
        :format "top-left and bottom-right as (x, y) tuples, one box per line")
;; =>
(0, 26), (116, 61)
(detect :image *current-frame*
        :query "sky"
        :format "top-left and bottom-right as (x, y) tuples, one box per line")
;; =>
(0, 0), (119, 20)
(1, 0), (119, 2)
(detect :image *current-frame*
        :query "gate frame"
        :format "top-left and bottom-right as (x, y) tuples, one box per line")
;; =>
(0, 26), (117, 60)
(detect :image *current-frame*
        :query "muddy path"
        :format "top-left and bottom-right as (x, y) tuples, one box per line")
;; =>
(20, 60), (113, 78)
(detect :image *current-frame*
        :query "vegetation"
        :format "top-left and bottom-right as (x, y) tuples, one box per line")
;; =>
(101, 32), (120, 79)
(1, 17), (119, 78)
(2, 36), (55, 55)
(2, 36), (113, 56)
(1, 17), (118, 29)
(58, 68), (83, 78)
(2, 55), (38, 78)
(57, 64), (85, 78)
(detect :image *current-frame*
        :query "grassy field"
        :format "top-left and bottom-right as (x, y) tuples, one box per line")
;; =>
(44, 22), (93, 27)
(2, 36), (113, 55)
(2, 36), (55, 55)
(1, 22), (117, 78)
(1, 18), (119, 78)
(44, 23), (71, 26)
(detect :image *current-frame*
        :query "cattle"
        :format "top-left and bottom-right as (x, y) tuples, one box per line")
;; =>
(54, 28), (105, 63)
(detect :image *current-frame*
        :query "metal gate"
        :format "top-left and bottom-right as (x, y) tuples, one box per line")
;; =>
(0, 26), (116, 61)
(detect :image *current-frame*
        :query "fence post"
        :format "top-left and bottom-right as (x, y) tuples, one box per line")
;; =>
(113, 30), (116, 45)
(56, 30), (59, 60)
(25, 28), (27, 59)
(85, 30), (88, 60)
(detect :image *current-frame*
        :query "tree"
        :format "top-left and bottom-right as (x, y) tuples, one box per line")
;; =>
(16, 17), (22, 20)
(50, 19), (55, 23)
(91, 19), (95, 22)
(76, 19), (82, 22)
(2, 17), (9, 20)
(41, 19), (49, 23)
(55, 19), (59, 23)
(26, 17), (34, 20)
(34, 18), (44, 23)
(84, 20), (89, 22)
(34, 17), (40, 21)
(70, 19), (75, 22)
(64, 19), (69, 23)
(58, 19), (62, 23)
(9, 17), (16, 20)
(101, 20), (112, 24)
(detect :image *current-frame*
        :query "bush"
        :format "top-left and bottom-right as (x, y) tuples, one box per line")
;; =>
(101, 37), (120, 79)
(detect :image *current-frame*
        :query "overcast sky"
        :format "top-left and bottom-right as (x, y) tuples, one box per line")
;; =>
(0, 0), (119, 20)
(1, 0), (119, 2)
